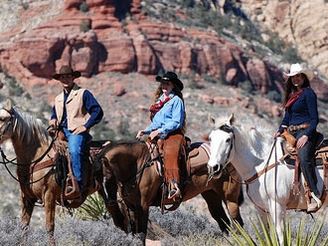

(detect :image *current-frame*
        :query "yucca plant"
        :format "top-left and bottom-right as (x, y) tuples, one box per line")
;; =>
(75, 193), (108, 221)
(226, 215), (328, 246)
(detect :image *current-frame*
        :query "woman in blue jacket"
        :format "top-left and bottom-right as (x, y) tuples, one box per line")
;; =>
(136, 72), (186, 201)
(275, 63), (320, 212)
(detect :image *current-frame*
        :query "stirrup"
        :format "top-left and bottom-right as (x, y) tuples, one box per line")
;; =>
(167, 182), (181, 200)
(311, 192), (322, 208)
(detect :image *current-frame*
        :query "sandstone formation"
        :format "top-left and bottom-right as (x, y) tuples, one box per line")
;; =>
(239, 0), (328, 78)
(0, 0), (327, 114)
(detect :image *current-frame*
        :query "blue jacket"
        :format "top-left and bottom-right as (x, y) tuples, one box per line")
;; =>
(279, 87), (318, 137)
(144, 93), (185, 139)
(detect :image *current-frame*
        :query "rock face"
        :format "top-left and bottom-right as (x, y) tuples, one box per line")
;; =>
(239, 0), (328, 78)
(0, 0), (327, 105)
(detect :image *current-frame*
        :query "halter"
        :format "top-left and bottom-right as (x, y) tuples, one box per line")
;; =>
(217, 124), (235, 170)
(208, 124), (235, 182)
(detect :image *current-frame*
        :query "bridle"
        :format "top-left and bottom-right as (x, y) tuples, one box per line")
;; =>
(0, 108), (17, 142)
(208, 124), (235, 181)
(0, 107), (57, 184)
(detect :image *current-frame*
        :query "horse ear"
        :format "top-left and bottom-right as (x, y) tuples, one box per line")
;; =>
(228, 113), (235, 125)
(208, 114), (216, 126)
(4, 99), (13, 111)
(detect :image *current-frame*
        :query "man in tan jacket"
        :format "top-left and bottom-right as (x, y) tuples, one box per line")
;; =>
(50, 65), (103, 197)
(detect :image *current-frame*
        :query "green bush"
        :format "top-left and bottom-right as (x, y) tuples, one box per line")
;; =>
(7, 76), (24, 97)
(227, 216), (328, 246)
(79, 2), (89, 13)
(75, 194), (107, 221)
(267, 90), (282, 103)
(239, 80), (254, 94)
(80, 19), (91, 33)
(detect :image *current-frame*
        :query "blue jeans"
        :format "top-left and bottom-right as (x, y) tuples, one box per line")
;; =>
(63, 128), (91, 189)
(293, 129), (318, 196)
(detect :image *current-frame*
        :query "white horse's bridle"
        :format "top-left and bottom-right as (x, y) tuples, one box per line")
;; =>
(208, 124), (235, 180)
(217, 124), (235, 169)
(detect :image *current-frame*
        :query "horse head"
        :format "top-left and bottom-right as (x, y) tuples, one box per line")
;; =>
(0, 99), (17, 143)
(207, 114), (236, 178)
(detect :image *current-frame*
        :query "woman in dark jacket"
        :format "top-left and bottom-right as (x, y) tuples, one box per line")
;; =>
(275, 63), (320, 212)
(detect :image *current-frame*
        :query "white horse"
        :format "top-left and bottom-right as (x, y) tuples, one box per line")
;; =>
(207, 114), (325, 244)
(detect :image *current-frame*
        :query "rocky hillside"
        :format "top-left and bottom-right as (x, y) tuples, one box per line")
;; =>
(0, 0), (327, 141)
(0, 1), (328, 245)
(238, 0), (328, 79)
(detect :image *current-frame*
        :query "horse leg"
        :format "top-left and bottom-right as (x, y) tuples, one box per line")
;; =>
(131, 206), (148, 245)
(226, 200), (244, 227)
(44, 191), (56, 246)
(97, 188), (127, 231)
(20, 193), (35, 244)
(269, 201), (285, 245)
(21, 193), (35, 229)
(201, 190), (230, 233)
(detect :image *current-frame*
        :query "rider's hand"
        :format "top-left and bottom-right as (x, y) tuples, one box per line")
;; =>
(149, 130), (160, 141)
(136, 130), (144, 140)
(73, 125), (87, 135)
(49, 119), (58, 128)
(297, 135), (308, 149)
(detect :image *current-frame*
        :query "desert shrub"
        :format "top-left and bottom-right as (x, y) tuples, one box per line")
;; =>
(80, 19), (91, 33)
(117, 116), (134, 140)
(7, 76), (24, 97)
(182, 0), (196, 8)
(149, 206), (219, 238)
(79, 1), (89, 13)
(227, 216), (328, 246)
(283, 46), (302, 63)
(267, 90), (281, 103)
(91, 122), (116, 141)
(75, 194), (108, 221)
(203, 74), (220, 84)
(56, 217), (143, 245)
(239, 80), (254, 94)
(21, 2), (29, 10)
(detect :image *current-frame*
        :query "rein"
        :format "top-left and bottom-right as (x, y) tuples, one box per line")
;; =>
(117, 142), (161, 196)
(0, 106), (58, 184)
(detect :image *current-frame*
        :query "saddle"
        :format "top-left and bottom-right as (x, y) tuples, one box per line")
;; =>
(148, 140), (210, 212)
(282, 132), (328, 211)
(31, 135), (110, 208)
(57, 139), (110, 206)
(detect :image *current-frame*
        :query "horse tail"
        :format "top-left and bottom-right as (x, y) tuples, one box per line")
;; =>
(238, 186), (244, 205)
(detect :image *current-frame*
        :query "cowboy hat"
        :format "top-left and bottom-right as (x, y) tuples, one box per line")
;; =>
(52, 65), (81, 80)
(155, 71), (184, 91)
(284, 63), (314, 81)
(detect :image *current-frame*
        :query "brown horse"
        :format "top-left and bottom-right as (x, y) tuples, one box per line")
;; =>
(102, 140), (244, 243)
(0, 100), (126, 244)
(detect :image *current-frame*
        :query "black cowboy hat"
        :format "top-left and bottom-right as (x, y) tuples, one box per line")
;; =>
(156, 71), (184, 91)
(52, 65), (81, 80)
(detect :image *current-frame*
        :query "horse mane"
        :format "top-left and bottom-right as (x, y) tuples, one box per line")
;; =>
(13, 107), (49, 145)
(232, 124), (268, 159)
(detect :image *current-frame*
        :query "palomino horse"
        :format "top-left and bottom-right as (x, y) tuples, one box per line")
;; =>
(207, 114), (327, 244)
(0, 100), (126, 244)
(101, 140), (244, 243)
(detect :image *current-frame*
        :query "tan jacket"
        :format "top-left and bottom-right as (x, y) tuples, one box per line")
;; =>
(54, 84), (90, 131)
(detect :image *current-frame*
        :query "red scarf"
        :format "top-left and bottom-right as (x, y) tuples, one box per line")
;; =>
(149, 97), (171, 120)
(285, 89), (304, 109)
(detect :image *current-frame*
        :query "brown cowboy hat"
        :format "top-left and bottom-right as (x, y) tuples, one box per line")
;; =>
(156, 71), (184, 91)
(52, 65), (81, 80)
